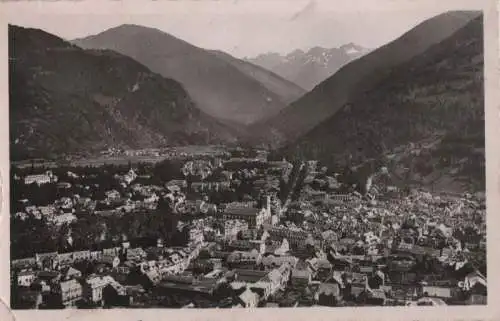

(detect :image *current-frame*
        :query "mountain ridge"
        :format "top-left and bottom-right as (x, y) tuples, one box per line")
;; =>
(280, 14), (485, 192)
(72, 24), (306, 125)
(251, 10), (482, 146)
(246, 43), (370, 90)
(9, 24), (238, 160)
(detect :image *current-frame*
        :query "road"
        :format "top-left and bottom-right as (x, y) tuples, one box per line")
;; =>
(281, 162), (305, 214)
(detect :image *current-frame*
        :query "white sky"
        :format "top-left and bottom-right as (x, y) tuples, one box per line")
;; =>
(2, 0), (485, 58)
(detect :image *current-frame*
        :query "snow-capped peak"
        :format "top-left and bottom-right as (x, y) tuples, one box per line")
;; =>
(345, 47), (360, 55)
(340, 43), (366, 56)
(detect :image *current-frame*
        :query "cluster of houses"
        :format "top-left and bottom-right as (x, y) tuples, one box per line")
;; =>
(11, 147), (488, 309)
(12, 233), (207, 309)
(16, 198), (78, 226)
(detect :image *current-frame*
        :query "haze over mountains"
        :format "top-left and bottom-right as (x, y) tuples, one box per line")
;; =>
(9, 25), (238, 160)
(73, 25), (306, 125)
(246, 43), (370, 90)
(252, 11), (482, 146)
(280, 13), (484, 192)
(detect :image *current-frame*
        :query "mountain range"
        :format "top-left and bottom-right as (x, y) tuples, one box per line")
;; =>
(72, 25), (306, 125)
(251, 11), (482, 146)
(9, 25), (238, 160)
(9, 10), (485, 192)
(246, 43), (370, 90)
(280, 13), (484, 193)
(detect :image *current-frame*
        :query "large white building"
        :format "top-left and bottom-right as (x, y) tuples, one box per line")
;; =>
(24, 171), (57, 185)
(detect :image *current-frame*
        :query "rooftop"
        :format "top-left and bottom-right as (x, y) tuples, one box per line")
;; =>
(224, 207), (261, 217)
(232, 269), (268, 283)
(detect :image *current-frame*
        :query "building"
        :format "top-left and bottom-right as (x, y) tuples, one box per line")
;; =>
(83, 276), (111, 304)
(15, 211), (29, 220)
(191, 181), (231, 193)
(35, 252), (59, 270)
(189, 228), (205, 245)
(58, 279), (83, 307)
(410, 297), (447, 306)
(466, 294), (487, 305)
(24, 171), (57, 185)
(268, 160), (293, 173)
(12, 257), (36, 270)
(227, 250), (261, 266)
(166, 180), (188, 190)
(269, 194), (283, 222)
(62, 267), (82, 281)
(122, 169), (138, 186)
(105, 190), (121, 201)
(267, 227), (309, 248)
(57, 182), (72, 189)
(90, 251), (103, 261)
(144, 193), (160, 204)
(182, 200), (211, 216)
(462, 270), (487, 295)
(103, 247), (121, 257)
(231, 269), (268, 284)
(18, 271), (36, 287)
(158, 257), (189, 276)
(309, 190), (328, 203)
(290, 267), (312, 285)
(50, 213), (77, 226)
(55, 197), (74, 210)
(38, 205), (57, 217)
(236, 287), (260, 308)
(102, 280), (129, 306)
(419, 285), (452, 300)
(252, 263), (292, 300)
(126, 248), (147, 261)
(72, 250), (92, 262)
(223, 202), (270, 228)
(314, 282), (342, 306)
(326, 194), (360, 205)
(145, 270), (161, 285)
(100, 255), (120, 269)
(307, 258), (333, 282)
(224, 220), (249, 241)
(57, 253), (74, 267)
(260, 255), (298, 269)
(37, 270), (61, 285)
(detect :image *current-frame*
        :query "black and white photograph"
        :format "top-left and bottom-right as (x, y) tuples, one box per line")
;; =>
(3, 0), (496, 315)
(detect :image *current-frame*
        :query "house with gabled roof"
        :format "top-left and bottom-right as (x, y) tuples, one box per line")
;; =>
(58, 279), (82, 307)
(61, 266), (82, 281)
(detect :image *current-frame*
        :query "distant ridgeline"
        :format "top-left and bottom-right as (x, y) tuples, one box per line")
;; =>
(274, 13), (485, 193)
(9, 25), (239, 161)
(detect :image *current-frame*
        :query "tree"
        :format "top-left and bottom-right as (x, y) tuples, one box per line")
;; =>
(143, 197), (180, 245)
(172, 226), (189, 247)
(11, 268), (19, 308)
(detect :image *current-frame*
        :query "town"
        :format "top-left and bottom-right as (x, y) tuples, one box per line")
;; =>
(10, 147), (487, 309)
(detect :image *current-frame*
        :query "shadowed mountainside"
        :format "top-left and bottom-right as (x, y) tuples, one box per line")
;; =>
(10, 25), (238, 160)
(251, 11), (482, 146)
(280, 15), (485, 192)
(73, 25), (306, 125)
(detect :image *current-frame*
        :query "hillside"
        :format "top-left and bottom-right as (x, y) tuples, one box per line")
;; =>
(73, 25), (305, 125)
(246, 43), (370, 91)
(251, 11), (482, 146)
(281, 15), (485, 192)
(9, 25), (238, 160)
(209, 50), (305, 105)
